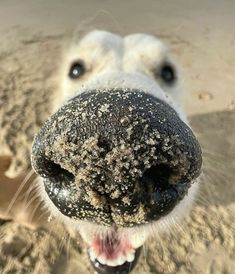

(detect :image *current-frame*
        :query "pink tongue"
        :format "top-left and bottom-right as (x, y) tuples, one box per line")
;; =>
(92, 235), (133, 260)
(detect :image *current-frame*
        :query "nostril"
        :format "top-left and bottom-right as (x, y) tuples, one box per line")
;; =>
(49, 161), (74, 181)
(142, 164), (172, 190)
(36, 157), (75, 182)
(141, 164), (191, 220)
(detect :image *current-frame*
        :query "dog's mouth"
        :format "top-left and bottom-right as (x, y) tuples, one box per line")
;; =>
(87, 229), (143, 274)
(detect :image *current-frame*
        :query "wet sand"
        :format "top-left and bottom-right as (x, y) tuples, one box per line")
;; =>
(0, 1), (234, 273)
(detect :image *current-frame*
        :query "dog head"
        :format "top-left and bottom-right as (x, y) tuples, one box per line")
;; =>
(31, 30), (202, 273)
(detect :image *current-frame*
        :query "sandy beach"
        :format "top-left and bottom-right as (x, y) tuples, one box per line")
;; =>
(0, 1), (234, 273)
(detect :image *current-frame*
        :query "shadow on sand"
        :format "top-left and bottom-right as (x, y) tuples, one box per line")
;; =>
(190, 109), (235, 207)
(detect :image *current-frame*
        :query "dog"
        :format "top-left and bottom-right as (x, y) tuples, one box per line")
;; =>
(1, 30), (202, 274)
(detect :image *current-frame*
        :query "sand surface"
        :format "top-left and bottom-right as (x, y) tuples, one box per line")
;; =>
(0, 1), (235, 273)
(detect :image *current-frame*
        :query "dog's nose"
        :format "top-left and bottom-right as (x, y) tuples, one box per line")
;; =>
(32, 90), (202, 226)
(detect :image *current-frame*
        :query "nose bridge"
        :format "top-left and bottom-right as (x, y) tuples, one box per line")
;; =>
(97, 49), (124, 73)
(96, 36), (125, 74)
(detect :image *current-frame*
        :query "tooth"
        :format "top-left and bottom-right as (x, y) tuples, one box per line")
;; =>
(116, 254), (126, 266)
(106, 259), (119, 267)
(88, 249), (96, 262)
(127, 253), (135, 262)
(97, 255), (107, 265)
(129, 232), (148, 248)
(89, 248), (99, 260)
(95, 262), (100, 268)
(106, 255), (125, 267)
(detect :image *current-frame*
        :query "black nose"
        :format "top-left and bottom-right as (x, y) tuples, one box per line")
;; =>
(31, 89), (202, 226)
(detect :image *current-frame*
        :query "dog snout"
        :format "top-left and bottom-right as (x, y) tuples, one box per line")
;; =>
(31, 89), (202, 226)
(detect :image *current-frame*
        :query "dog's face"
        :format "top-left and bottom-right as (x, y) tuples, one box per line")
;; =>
(31, 30), (202, 274)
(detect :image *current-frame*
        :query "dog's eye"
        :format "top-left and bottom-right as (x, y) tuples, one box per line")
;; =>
(160, 64), (176, 84)
(68, 61), (85, 79)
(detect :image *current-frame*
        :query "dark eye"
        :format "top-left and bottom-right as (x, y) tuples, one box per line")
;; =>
(68, 61), (85, 79)
(160, 64), (176, 84)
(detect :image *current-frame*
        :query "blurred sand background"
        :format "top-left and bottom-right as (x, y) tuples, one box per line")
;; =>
(0, 0), (234, 273)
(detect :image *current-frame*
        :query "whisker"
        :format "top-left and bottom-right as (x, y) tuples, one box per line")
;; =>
(21, 177), (38, 205)
(58, 232), (69, 253)
(28, 199), (43, 224)
(5, 169), (34, 216)
(142, 242), (150, 274)
(65, 234), (72, 260)
(202, 148), (229, 160)
(143, 242), (147, 265)
(174, 217), (195, 247)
